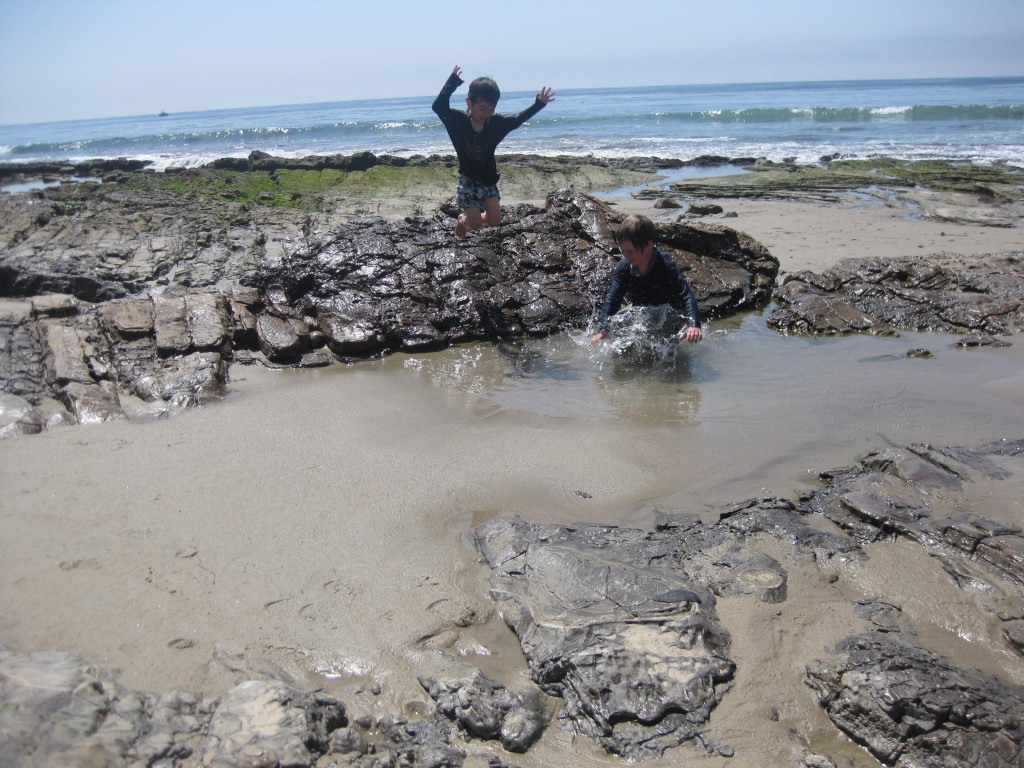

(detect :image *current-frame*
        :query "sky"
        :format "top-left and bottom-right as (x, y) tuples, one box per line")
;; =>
(1, 0), (1022, 125)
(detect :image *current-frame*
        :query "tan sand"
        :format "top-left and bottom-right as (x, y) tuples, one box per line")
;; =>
(614, 194), (1024, 275)
(1, 192), (1022, 767)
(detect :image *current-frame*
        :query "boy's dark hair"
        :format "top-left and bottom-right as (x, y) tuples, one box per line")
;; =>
(615, 214), (657, 249)
(468, 76), (500, 105)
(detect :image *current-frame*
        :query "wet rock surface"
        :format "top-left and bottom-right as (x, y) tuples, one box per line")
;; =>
(2, 437), (1023, 765)
(0, 646), (512, 768)
(806, 631), (1024, 768)
(768, 252), (1024, 337)
(800, 439), (1024, 589)
(467, 439), (1024, 762)
(0, 187), (777, 433)
(472, 515), (755, 758)
(419, 669), (548, 753)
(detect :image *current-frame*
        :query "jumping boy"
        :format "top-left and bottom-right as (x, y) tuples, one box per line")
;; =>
(590, 214), (703, 346)
(432, 65), (554, 238)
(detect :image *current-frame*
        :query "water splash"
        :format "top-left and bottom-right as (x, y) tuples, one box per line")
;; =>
(597, 304), (694, 365)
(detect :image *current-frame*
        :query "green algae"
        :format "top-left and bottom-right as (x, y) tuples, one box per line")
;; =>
(94, 159), (655, 220)
(119, 167), (449, 211)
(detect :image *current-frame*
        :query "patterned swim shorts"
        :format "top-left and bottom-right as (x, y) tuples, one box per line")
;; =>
(456, 175), (500, 211)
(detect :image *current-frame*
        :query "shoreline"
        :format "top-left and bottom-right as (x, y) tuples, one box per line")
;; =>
(4, 150), (1021, 249)
(3, 152), (1022, 276)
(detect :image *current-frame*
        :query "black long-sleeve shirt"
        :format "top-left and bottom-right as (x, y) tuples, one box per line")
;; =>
(432, 72), (546, 186)
(599, 247), (702, 332)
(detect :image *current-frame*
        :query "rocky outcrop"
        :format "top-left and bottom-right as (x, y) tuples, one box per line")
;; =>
(0, 176), (295, 303)
(636, 157), (1024, 221)
(0, 646), (497, 768)
(806, 632), (1024, 768)
(0, 189), (778, 434)
(468, 437), (1024, 762)
(419, 669), (548, 753)
(3, 438), (1023, 765)
(799, 439), (1024, 590)
(267, 190), (776, 355)
(471, 514), (778, 758)
(768, 253), (1024, 338)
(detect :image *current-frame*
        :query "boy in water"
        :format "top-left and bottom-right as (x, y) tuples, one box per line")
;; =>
(432, 65), (554, 238)
(590, 214), (703, 346)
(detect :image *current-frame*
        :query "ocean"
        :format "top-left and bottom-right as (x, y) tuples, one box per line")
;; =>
(1, 76), (1022, 172)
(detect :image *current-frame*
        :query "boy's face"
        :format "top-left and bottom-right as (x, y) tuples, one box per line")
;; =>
(466, 98), (496, 123)
(619, 239), (655, 270)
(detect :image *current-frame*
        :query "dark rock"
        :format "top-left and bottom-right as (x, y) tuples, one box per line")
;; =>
(1, 189), (778, 434)
(256, 313), (305, 361)
(31, 293), (79, 318)
(473, 515), (740, 758)
(420, 669), (547, 752)
(687, 203), (725, 216)
(769, 253), (1024, 337)
(0, 292), (230, 428)
(464, 439), (1024, 758)
(318, 310), (385, 357)
(806, 632), (1024, 768)
(153, 294), (192, 354)
(799, 439), (1024, 588)
(906, 347), (933, 358)
(957, 333), (1013, 348)
(99, 297), (154, 336)
(201, 680), (345, 767)
(853, 597), (903, 632)
(1004, 620), (1024, 654)
(0, 645), (217, 767)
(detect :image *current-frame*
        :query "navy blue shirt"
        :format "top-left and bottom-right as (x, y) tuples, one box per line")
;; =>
(432, 72), (546, 187)
(599, 247), (702, 332)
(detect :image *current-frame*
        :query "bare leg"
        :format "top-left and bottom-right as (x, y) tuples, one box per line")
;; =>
(458, 207), (484, 238)
(481, 196), (501, 228)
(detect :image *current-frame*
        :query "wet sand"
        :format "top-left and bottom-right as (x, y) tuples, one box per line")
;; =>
(1, 187), (1023, 767)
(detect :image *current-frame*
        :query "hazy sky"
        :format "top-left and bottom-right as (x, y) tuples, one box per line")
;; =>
(1, 0), (1022, 125)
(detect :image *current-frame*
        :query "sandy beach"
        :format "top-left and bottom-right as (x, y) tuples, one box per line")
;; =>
(2, 178), (1023, 767)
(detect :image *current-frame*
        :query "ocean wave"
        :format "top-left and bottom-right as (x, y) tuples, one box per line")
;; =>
(3, 78), (1021, 170)
(533, 104), (1024, 125)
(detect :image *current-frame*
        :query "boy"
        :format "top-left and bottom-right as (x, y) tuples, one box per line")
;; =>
(590, 214), (703, 346)
(432, 65), (554, 238)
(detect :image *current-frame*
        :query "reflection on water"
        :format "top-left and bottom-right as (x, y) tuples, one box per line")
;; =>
(403, 307), (710, 425)
(0, 176), (102, 195)
(398, 306), (1024, 511)
(592, 164), (747, 201)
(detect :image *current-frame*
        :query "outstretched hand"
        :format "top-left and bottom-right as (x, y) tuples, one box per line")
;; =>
(537, 86), (555, 104)
(679, 326), (703, 344)
(452, 65), (462, 79)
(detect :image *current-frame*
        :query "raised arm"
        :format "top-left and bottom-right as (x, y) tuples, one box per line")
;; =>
(432, 65), (465, 117)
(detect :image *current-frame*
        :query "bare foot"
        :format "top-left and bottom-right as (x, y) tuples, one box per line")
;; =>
(455, 218), (468, 238)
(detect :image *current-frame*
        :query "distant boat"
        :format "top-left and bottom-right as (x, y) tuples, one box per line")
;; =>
(159, 111), (169, 117)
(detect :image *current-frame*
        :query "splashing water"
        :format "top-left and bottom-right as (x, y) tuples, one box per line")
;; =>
(598, 304), (695, 365)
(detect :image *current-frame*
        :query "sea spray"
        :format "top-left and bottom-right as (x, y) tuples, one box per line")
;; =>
(598, 305), (695, 365)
